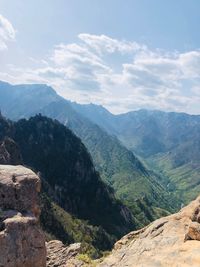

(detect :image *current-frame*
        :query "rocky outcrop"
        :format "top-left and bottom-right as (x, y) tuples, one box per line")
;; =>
(0, 165), (46, 267)
(46, 240), (83, 267)
(0, 165), (41, 217)
(98, 196), (200, 267)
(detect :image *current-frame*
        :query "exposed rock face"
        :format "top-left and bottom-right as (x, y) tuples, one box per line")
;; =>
(46, 240), (83, 267)
(0, 138), (23, 165)
(99, 196), (200, 267)
(0, 165), (46, 267)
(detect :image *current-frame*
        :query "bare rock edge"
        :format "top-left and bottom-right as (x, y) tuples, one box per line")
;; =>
(98, 195), (200, 267)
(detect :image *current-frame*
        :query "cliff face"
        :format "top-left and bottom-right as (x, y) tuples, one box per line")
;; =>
(0, 165), (46, 267)
(99, 196), (200, 267)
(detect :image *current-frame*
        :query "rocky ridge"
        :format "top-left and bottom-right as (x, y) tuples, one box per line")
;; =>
(98, 196), (200, 267)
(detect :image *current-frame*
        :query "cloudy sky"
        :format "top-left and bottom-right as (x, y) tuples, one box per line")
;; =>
(1, 0), (200, 114)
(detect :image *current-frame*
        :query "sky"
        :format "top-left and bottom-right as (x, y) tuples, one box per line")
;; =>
(0, 0), (200, 114)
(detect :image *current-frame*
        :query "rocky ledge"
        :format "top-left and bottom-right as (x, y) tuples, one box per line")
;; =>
(0, 165), (46, 267)
(98, 196), (200, 267)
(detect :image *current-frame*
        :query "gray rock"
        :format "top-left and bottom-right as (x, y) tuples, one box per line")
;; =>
(0, 165), (41, 218)
(0, 165), (46, 267)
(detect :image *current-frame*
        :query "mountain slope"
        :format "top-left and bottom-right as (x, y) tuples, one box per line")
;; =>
(72, 105), (200, 204)
(40, 194), (115, 258)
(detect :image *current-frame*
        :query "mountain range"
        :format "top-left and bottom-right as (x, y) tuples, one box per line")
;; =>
(0, 80), (178, 221)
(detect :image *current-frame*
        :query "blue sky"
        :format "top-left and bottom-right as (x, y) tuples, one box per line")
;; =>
(0, 0), (200, 114)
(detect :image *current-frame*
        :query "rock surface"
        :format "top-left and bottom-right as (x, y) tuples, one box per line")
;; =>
(0, 165), (46, 267)
(0, 165), (41, 217)
(46, 240), (83, 267)
(98, 196), (200, 267)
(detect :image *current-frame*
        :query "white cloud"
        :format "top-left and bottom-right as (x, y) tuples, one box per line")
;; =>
(52, 43), (103, 66)
(50, 39), (112, 92)
(179, 51), (200, 78)
(0, 14), (16, 50)
(2, 33), (200, 114)
(78, 33), (145, 54)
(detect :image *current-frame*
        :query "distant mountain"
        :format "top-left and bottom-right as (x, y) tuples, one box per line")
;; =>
(0, 81), (60, 120)
(72, 102), (118, 136)
(0, 81), (179, 218)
